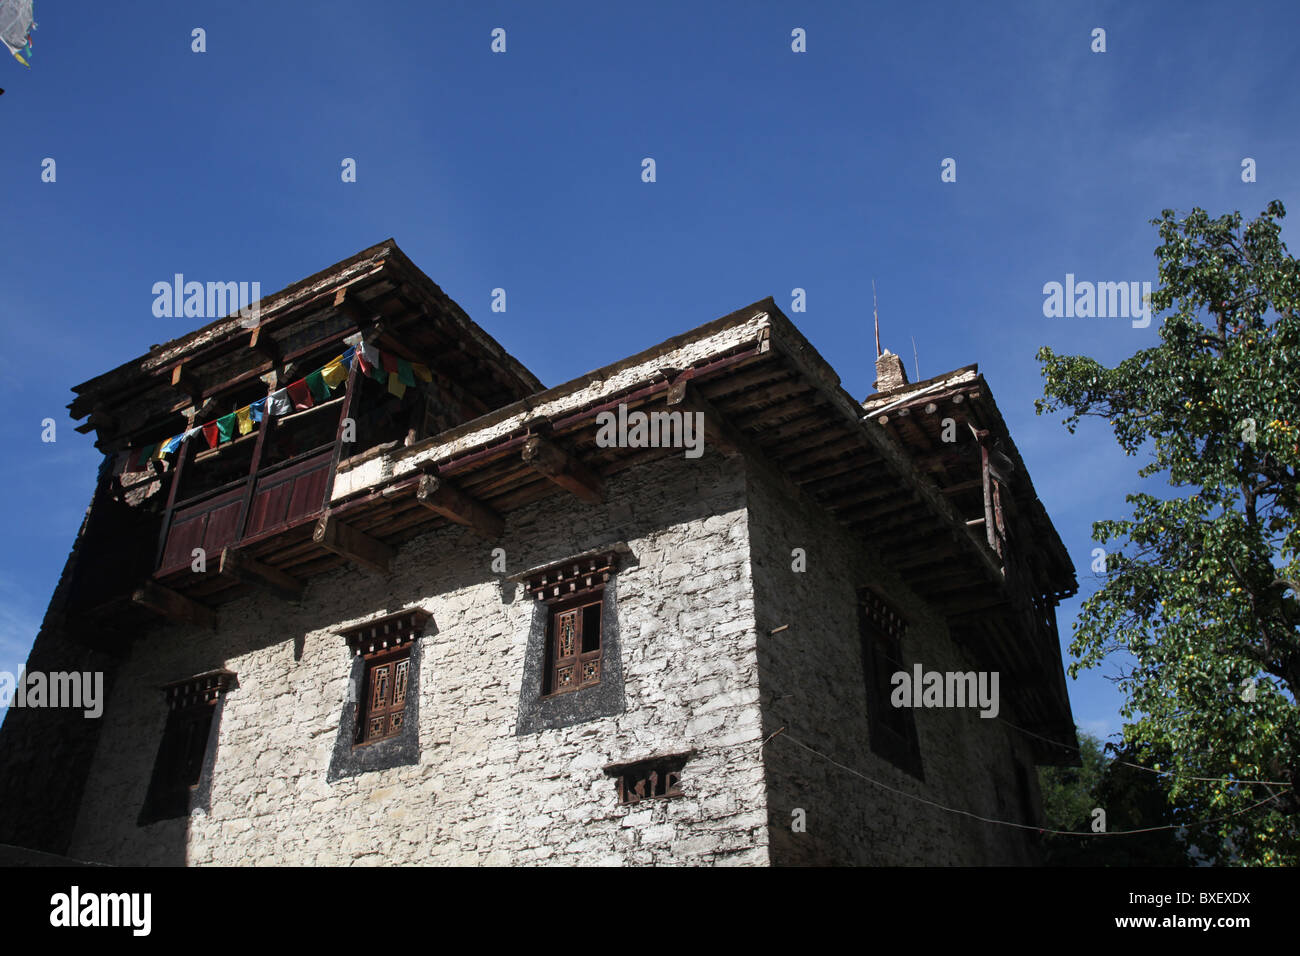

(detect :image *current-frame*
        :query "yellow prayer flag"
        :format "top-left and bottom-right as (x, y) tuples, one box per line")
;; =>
(321, 357), (347, 389)
(236, 406), (255, 436)
(387, 371), (407, 398)
(412, 363), (432, 383)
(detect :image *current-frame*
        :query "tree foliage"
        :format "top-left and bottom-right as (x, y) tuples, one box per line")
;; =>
(1036, 201), (1300, 866)
(1039, 733), (1190, 866)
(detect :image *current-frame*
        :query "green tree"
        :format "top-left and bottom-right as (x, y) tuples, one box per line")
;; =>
(1036, 201), (1300, 866)
(1039, 733), (1189, 865)
(1039, 731), (1108, 834)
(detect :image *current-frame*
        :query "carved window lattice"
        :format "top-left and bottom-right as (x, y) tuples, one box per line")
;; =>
(605, 753), (692, 806)
(859, 590), (906, 644)
(857, 588), (923, 779)
(142, 670), (236, 823)
(358, 646), (410, 745)
(545, 598), (602, 697)
(337, 607), (430, 748)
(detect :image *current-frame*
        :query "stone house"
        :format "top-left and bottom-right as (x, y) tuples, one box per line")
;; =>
(0, 241), (1078, 865)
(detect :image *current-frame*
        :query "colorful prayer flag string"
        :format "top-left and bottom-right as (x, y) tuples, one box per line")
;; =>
(117, 343), (431, 473)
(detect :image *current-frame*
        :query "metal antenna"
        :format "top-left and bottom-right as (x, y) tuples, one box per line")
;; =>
(872, 280), (881, 358)
(911, 336), (920, 381)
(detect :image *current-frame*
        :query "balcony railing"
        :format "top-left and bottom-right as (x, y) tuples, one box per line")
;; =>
(156, 444), (335, 575)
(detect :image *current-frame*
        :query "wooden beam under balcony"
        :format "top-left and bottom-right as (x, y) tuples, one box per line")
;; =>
(132, 581), (216, 629)
(415, 473), (504, 538)
(313, 512), (394, 575)
(219, 547), (303, 602)
(522, 436), (604, 504)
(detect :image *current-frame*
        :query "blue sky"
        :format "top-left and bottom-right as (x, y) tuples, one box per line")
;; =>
(2, 1), (1297, 747)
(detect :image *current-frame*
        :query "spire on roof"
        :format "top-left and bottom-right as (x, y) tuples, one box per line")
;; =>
(872, 279), (881, 359)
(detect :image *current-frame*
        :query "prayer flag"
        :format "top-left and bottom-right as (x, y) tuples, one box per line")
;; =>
(396, 358), (415, 387)
(217, 413), (237, 444)
(305, 369), (330, 403)
(321, 357), (347, 389)
(287, 379), (314, 411)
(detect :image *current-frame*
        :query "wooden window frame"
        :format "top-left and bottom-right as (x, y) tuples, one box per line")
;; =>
(355, 645), (411, 746)
(542, 592), (603, 698)
(604, 752), (693, 806)
(858, 589), (924, 779)
(141, 670), (236, 824)
(512, 546), (624, 702)
(336, 607), (431, 750)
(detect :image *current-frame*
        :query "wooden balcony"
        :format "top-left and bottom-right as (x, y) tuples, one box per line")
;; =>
(156, 444), (334, 578)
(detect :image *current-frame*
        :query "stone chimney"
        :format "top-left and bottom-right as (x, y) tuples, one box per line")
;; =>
(874, 349), (908, 392)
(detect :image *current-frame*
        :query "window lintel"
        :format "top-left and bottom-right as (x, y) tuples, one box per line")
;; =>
(337, 607), (432, 656)
(510, 541), (629, 603)
(161, 669), (238, 711)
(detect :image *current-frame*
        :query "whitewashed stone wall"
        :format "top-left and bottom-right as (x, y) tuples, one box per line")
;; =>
(745, 465), (1045, 866)
(67, 452), (769, 866)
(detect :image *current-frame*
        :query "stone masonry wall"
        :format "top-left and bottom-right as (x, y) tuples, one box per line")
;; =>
(745, 465), (1046, 865)
(65, 452), (769, 865)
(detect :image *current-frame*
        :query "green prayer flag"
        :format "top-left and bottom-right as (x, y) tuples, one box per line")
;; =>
(397, 358), (415, 387)
(217, 412), (238, 443)
(305, 369), (330, 403)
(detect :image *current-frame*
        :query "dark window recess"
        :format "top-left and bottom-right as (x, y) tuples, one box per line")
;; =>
(328, 608), (430, 782)
(513, 545), (628, 735)
(604, 752), (693, 806)
(140, 670), (236, 824)
(335, 607), (431, 751)
(357, 647), (411, 745)
(525, 549), (619, 699)
(858, 589), (924, 780)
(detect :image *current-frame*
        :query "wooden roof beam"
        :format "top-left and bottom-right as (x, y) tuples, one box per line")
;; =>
(132, 581), (216, 629)
(170, 364), (203, 405)
(522, 436), (604, 504)
(332, 287), (379, 327)
(249, 325), (282, 366)
(789, 454), (872, 485)
(697, 366), (796, 402)
(74, 406), (119, 437)
(415, 473), (504, 538)
(313, 512), (395, 575)
(666, 380), (741, 457)
(219, 547), (303, 602)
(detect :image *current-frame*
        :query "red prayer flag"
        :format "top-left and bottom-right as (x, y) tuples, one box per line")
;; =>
(286, 378), (314, 411)
(202, 421), (220, 449)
